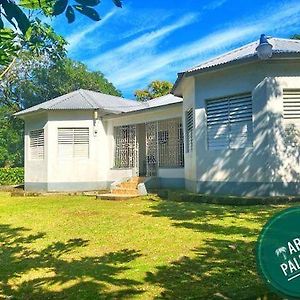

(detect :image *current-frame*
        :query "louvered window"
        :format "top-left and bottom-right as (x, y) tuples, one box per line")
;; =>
(206, 93), (253, 150)
(283, 90), (300, 146)
(30, 129), (44, 160)
(283, 90), (300, 121)
(185, 108), (194, 153)
(58, 128), (89, 158)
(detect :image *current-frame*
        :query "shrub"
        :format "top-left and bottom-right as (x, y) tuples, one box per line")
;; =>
(0, 168), (24, 185)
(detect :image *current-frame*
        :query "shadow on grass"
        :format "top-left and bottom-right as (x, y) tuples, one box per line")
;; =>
(141, 199), (285, 237)
(145, 238), (281, 300)
(141, 198), (285, 299)
(0, 224), (143, 299)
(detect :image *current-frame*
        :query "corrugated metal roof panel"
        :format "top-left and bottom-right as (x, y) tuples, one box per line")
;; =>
(186, 38), (300, 73)
(14, 90), (182, 117)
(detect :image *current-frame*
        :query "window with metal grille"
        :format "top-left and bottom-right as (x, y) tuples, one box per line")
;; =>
(206, 93), (253, 150)
(30, 129), (44, 160)
(58, 128), (89, 158)
(158, 118), (184, 168)
(114, 125), (137, 168)
(185, 108), (194, 153)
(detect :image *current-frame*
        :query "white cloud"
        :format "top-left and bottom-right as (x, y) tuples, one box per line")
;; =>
(203, 0), (229, 10)
(87, 0), (300, 93)
(66, 8), (119, 51)
(87, 13), (199, 68)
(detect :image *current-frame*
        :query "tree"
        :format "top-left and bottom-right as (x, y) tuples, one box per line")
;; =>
(0, 106), (24, 167)
(0, 55), (121, 167)
(0, 0), (122, 70)
(20, 57), (122, 108)
(291, 34), (300, 40)
(134, 80), (173, 101)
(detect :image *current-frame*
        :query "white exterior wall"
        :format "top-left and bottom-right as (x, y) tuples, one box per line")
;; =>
(182, 59), (300, 195)
(23, 59), (300, 195)
(105, 104), (184, 184)
(24, 110), (113, 191)
(24, 105), (184, 192)
(24, 113), (48, 191)
(182, 78), (197, 192)
(46, 110), (110, 191)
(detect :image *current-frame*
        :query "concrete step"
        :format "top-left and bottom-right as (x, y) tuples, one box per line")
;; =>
(112, 188), (139, 195)
(128, 177), (146, 184)
(117, 182), (137, 189)
(96, 194), (139, 201)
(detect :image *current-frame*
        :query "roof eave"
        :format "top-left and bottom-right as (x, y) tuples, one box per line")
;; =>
(103, 101), (183, 119)
(173, 52), (300, 91)
(13, 108), (47, 119)
(171, 72), (185, 97)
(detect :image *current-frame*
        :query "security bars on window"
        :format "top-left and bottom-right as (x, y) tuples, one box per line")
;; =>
(30, 129), (44, 160)
(185, 109), (194, 153)
(114, 119), (184, 176)
(145, 122), (158, 176)
(158, 118), (184, 168)
(114, 125), (138, 169)
(206, 93), (253, 150)
(58, 128), (89, 158)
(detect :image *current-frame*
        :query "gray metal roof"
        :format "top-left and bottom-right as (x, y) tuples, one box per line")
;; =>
(125, 94), (183, 112)
(15, 89), (140, 117)
(172, 37), (300, 95)
(186, 37), (300, 73)
(15, 89), (182, 117)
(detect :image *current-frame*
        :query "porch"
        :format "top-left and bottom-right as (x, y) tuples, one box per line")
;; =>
(113, 117), (184, 178)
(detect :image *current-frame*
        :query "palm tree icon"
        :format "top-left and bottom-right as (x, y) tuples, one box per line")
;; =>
(275, 247), (288, 260)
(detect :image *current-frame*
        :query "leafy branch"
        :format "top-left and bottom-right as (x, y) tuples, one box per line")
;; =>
(0, 0), (122, 68)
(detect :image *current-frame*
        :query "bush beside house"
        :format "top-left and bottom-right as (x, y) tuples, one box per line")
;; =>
(0, 168), (24, 185)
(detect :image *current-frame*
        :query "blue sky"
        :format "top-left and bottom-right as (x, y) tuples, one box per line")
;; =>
(51, 0), (300, 98)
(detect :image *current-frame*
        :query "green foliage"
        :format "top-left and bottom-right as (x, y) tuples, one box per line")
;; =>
(0, 106), (24, 167)
(23, 19), (67, 61)
(0, 29), (18, 66)
(0, 168), (24, 185)
(0, 20), (67, 71)
(18, 57), (122, 108)
(135, 80), (173, 101)
(0, 0), (122, 68)
(0, 55), (121, 167)
(291, 34), (300, 40)
(0, 194), (295, 298)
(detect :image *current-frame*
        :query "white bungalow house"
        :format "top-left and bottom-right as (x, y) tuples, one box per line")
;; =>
(16, 35), (300, 196)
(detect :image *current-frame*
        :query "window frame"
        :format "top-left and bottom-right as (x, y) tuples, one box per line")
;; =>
(29, 128), (45, 160)
(57, 127), (90, 159)
(205, 93), (253, 151)
(185, 108), (194, 153)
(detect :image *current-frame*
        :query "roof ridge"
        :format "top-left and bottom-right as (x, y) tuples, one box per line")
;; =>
(47, 90), (80, 109)
(78, 89), (98, 109)
(83, 89), (138, 103)
(271, 37), (300, 43)
(187, 40), (258, 72)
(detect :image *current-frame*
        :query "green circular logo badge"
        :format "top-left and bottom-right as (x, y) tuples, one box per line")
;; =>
(257, 207), (300, 299)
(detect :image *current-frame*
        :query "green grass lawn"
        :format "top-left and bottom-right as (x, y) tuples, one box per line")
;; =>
(0, 192), (296, 299)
